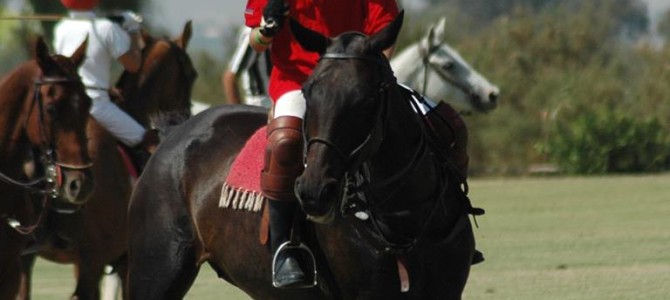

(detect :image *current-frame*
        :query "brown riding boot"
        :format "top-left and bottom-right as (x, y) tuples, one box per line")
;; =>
(261, 116), (308, 288)
(261, 116), (305, 201)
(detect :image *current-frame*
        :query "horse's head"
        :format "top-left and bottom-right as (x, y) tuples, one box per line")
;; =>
(117, 21), (197, 125)
(29, 36), (94, 204)
(392, 18), (499, 113)
(293, 12), (404, 224)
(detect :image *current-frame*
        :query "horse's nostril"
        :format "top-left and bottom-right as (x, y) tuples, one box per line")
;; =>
(320, 180), (338, 202)
(69, 179), (82, 196)
(489, 92), (498, 104)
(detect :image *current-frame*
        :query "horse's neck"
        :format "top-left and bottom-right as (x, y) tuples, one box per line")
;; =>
(369, 87), (433, 185)
(0, 68), (33, 162)
(390, 44), (424, 87)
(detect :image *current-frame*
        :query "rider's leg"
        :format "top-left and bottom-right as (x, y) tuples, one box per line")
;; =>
(90, 96), (159, 171)
(261, 91), (308, 288)
(90, 96), (147, 147)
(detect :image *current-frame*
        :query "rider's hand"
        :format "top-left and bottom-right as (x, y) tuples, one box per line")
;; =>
(120, 10), (143, 33)
(260, 0), (289, 37)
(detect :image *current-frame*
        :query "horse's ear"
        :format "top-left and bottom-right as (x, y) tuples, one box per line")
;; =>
(34, 36), (59, 75)
(365, 10), (404, 54)
(290, 18), (330, 54)
(432, 17), (446, 45)
(175, 20), (193, 50)
(70, 35), (88, 69)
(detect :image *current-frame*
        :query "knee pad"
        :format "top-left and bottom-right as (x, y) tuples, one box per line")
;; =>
(261, 116), (304, 201)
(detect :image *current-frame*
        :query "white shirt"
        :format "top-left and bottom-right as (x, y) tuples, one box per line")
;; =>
(228, 26), (271, 107)
(53, 10), (145, 147)
(53, 10), (131, 99)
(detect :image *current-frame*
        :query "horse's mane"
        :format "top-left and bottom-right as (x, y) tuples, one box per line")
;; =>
(114, 32), (195, 126)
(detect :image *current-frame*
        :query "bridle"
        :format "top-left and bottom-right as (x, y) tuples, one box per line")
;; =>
(134, 40), (197, 118)
(303, 54), (391, 172)
(418, 43), (477, 99)
(1, 75), (94, 234)
(302, 52), (451, 253)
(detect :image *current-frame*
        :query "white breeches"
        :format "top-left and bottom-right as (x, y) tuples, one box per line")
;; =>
(272, 90), (306, 119)
(246, 95), (272, 108)
(90, 95), (146, 147)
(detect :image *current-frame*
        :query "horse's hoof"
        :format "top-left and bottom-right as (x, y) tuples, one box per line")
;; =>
(273, 256), (307, 288)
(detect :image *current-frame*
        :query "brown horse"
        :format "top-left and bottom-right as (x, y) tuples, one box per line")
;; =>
(127, 12), (477, 300)
(0, 36), (93, 299)
(19, 22), (196, 300)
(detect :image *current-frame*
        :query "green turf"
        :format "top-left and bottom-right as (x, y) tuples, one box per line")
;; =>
(31, 174), (670, 299)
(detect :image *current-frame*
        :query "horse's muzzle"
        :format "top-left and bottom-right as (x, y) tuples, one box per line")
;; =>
(60, 169), (95, 205)
(295, 177), (339, 224)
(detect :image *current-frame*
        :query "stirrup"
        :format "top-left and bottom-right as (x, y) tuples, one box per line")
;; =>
(272, 241), (317, 288)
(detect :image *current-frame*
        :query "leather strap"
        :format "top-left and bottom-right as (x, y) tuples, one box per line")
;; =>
(259, 200), (270, 245)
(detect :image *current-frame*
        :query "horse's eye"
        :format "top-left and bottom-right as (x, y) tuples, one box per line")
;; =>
(47, 86), (57, 98)
(442, 60), (455, 71)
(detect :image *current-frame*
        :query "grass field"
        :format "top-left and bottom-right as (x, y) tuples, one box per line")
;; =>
(31, 173), (670, 299)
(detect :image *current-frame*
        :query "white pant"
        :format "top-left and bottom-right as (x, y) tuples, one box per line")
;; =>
(246, 95), (272, 108)
(273, 90), (306, 119)
(90, 95), (146, 147)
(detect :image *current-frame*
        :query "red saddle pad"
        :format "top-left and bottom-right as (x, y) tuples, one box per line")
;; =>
(219, 126), (267, 212)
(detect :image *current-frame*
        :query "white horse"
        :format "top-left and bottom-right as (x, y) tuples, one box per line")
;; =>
(390, 17), (499, 113)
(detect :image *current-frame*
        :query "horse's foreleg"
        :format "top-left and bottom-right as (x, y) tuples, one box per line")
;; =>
(0, 228), (24, 300)
(101, 267), (121, 300)
(16, 254), (37, 300)
(128, 187), (200, 300)
(435, 221), (476, 300)
(72, 260), (105, 300)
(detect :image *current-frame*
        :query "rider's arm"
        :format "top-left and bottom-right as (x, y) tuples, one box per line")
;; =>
(117, 31), (142, 73)
(223, 70), (242, 104)
(249, 27), (273, 53)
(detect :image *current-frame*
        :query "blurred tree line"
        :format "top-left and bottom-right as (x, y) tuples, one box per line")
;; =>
(1, 0), (668, 175)
(403, 0), (670, 175)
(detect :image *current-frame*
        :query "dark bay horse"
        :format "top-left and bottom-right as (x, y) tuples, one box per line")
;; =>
(0, 36), (93, 299)
(19, 22), (196, 300)
(294, 11), (476, 298)
(127, 12), (476, 299)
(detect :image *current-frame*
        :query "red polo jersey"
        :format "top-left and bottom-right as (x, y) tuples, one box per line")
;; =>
(244, 0), (399, 102)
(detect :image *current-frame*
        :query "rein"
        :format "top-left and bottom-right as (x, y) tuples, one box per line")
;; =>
(306, 52), (458, 253)
(1, 75), (93, 235)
